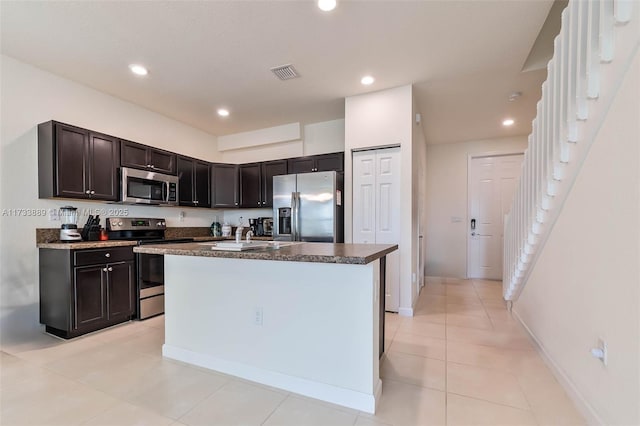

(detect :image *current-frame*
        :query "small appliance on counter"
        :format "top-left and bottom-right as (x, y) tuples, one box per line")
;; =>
(59, 206), (82, 242)
(248, 218), (259, 236)
(80, 214), (102, 241)
(261, 217), (273, 236)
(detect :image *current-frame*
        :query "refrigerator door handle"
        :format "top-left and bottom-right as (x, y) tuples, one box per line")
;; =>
(293, 192), (300, 241)
(291, 191), (297, 241)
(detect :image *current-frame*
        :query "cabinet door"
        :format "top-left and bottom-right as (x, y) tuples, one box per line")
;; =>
(177, 156), (195, 206)
(315, 152), (344, 172)
(107, 261), (134, 319)
(261, 160), (288, 207)
(149, 148), (176, 175)
(73, 265), (107, 330)
(212, 164), (239, 208)
(88, 132), (119, 201)
(55, 124), (89, 198)
(287, 157), (315, 174)
(194, 160), (211, 208)
(120, 140), (149, 170)
(239, 163), (262, 208)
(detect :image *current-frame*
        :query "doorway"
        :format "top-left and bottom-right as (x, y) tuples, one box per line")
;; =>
(467, 153), (524, 279)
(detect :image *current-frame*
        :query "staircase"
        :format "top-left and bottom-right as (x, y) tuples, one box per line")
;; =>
(503, 0), (639, 301)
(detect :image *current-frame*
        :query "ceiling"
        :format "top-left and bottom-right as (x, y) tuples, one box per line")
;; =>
(0, 1), (555, 145)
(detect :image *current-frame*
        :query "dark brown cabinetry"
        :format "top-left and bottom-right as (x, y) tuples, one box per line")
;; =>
(40, 246), (135, 339)
(177, 156), (211, 208)
(38, 121), (119, 201)
(120, 140), (176, 175)
(211, 163), (239, 208)
(239, 160), (288, 208)
(287, 152), (344, 174)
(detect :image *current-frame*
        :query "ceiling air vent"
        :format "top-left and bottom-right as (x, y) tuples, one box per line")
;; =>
(270, 64), (300, 81)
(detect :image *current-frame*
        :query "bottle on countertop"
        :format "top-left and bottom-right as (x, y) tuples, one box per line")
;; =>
(235, 216), (244, 243)
(221, 222), (231, 237)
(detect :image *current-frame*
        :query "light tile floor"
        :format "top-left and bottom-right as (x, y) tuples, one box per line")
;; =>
(0, 278), (585, 425)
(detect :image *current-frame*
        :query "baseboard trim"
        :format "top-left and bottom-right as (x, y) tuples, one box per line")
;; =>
(511, 308), (604, 426)
(163, 344), (378, 413)
(398, 307), (414, 317)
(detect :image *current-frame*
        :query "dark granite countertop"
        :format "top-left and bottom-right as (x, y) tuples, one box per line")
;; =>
(134, 242), (398, 265)
(37, 240), (138, 249)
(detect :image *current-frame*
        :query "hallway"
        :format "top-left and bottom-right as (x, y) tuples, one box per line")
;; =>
(376, 278), (586, 425)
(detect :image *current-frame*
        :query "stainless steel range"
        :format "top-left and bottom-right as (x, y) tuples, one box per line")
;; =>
(106, 217), (193, 319)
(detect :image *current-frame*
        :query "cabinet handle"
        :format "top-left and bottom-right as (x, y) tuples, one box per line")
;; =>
(235, 202), (238, 206)
(85, 190), (90, 194)
(105, 253), (111, 258)
(90, 190), (95, 195)
(102, 267), (108, 272)
(150, 165), (156, 169)
(194, 200), (198, 204)
(257, 201), (260, 205)
(108, 267), (113, 272)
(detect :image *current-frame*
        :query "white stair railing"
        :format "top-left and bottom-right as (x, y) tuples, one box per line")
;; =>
(503, 0), (639, 301)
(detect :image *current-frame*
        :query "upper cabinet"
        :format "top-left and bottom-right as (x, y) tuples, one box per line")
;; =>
(120, 140), (176, 175)
(261, 160), (288, 207)
(177, 156), (211, 208)
(211, 163), (239, 208)
(287, 152), (344, 174)
(38, 121), (119, 201)
(238, 160), (287, 208)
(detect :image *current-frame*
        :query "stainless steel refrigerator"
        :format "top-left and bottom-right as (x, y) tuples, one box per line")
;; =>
(273, 171), (344, 242)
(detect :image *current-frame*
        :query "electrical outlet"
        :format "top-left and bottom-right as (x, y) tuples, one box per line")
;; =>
(253, 307), (263, 326)
(179, 211), (185, 222)
(48, 208), (59, 221)
(412, 272), (416, 283)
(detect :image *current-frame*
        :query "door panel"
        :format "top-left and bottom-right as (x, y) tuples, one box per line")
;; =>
(297, 171), (336, 242)
(468, 154), (523, 279)
(353, 152), (376, 244)
(272, 174), (296, 240)
(108, 262), (134, 319)
(149, 149), (176, 174)
(56, 124), (88, 198)
(177, 156), (195, 206)
(194, 160), (211, 207)
(352, 147), (401, 312)
(89, 133), (119, 201)
(262, 160), (288, 207)
(239, 163), (262, 208)
(73, 266), (107, 329)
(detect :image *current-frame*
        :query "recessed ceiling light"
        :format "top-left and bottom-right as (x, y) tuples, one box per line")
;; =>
(502, 118), (515, 127)
(129, 64), (148, 76)
(361, 75), (375, 85)
(318, 0), (336, 12)
(217, 108), (230, 117)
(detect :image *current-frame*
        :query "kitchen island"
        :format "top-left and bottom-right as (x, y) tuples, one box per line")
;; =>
(134, 242), (397, 413)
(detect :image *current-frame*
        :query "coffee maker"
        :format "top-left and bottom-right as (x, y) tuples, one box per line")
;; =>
(59, 206), (82, 242)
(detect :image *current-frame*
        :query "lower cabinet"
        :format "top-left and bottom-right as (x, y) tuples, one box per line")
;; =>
(40, 247), (135, 339)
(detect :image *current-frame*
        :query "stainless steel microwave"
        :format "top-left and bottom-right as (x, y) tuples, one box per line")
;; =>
(120, 167), (179, 206)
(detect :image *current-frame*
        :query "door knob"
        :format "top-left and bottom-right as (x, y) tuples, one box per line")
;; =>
(105, 253), (110, 257)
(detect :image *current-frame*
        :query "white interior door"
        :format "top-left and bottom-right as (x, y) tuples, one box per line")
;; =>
(467, 154), (523, 279)
(353, 147), (401, 311)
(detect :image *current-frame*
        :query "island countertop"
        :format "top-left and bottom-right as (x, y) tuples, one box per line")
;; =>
(133, 242), (397, 265)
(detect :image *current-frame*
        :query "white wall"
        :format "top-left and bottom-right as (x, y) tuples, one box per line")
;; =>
(424, 136), (528, 278)
(220, 119), (345, 164)
(345, 85), (418, 315)
(0, 55), (222, 346)
(514, 50), (640, 425)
